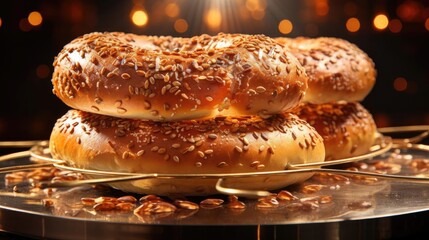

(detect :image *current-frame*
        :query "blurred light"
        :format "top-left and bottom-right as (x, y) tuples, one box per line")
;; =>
(131, 10), (148, 27)
(19, 18), (32, 32)
(68, 1), (84, 23)
(36, 64), (50, 79)
(346, 17), (360, 32)
(315, 0), (329, 16)
(165, 3), (180, 18)
(425, 18), (429, 31)
(344, 2), (358, 16)
(174, 19), (188, 33)
(245, 0), (267, 12)
(278, 19), (293, 34)
(205, 8), (222, 31)
(397, 0), (423, 22)
(28, 11), (42, 27)
(250, 9), (265, 20)
(239, 6), (250, 20)
(393, 77), (407, 91)
(388, 19), (402, 33)
(373, 14), (389, 30)
(0, 17), (2, 28)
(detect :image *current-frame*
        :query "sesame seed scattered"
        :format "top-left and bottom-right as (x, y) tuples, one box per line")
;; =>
(121, 73), (131, 80)
(208, 134), (217, 139)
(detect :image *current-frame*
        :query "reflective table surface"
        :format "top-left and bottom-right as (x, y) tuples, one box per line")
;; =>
(1, 146), (429, 240)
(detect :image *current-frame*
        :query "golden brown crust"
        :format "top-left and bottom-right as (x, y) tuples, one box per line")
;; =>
(49, 110), (325, 195)
(276, 37), (376, 103)
(293, 101), (378, 161)
(52, 32), (308, 121)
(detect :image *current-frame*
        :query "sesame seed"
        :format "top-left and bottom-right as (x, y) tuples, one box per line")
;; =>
(195, 162), (202, 167)
(256, 86), (267, 93)
(91, 106), (100, 112)
(157, 148), (166, 154)
(204, 149), (214, 154)
(217, 162), (228, 168)
(181, 93), (189, 99)
(143, 100), (151, 110)
(197, 151), (205, 158)
(136, 150), (145, 156)
(117, 107), (127, 114)
(173, 156), (180, 162)
(234, 146), (243, 153)
(208, 134), (217, 139)
(121, 73), (131, 80)
(171, 143), (180, 148)
(261, 133), (269, 141)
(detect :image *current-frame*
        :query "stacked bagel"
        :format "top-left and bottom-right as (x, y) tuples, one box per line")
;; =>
(276, 37), (379, 161)
(48, 32), (326, 195)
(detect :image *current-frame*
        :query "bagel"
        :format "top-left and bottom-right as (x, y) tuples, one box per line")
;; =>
(52, 32), (308, 121)
(49, 109), (325, 195)
(276, 37), (376, 103)
(293, 101), (378, 161)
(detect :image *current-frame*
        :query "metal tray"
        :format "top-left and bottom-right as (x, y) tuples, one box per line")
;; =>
(0, 126), (428, 240)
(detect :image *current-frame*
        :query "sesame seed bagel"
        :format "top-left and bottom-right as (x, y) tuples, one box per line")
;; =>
(276, 37), (376, 104)
(49, 110), (325, 195)
(293, 101), (378, 161)
(52, 32), (308, 121)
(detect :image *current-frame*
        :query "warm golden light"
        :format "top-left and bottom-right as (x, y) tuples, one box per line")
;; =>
(250, 9), (265, 20)
(373, 14), (389, 30)
(389, 19), (402, 33)
(28, 11), (42, 26)
(315, 0), (329, 16)
(425, 18), (429, 31)
(245, 0), (267, 12)
(165, 3), (180, 18)
(174, 19), (188, 33)
(131, 10), (148, 27)
(278, 19), (293, 34)
(205, 8), (222, 31)
(393, 77), (407, 91)
(346, 17), (360, 32)
(0, 17), (2, 28)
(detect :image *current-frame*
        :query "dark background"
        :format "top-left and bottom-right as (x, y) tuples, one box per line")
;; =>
(0, 0), (428, 141)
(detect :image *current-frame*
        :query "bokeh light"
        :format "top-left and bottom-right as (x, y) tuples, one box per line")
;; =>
(205, 8), (222, 31)
(174, 18), (188, 33)
(165, 2), (180, 18)
(389, 19), (402, 33)
(0, 17), (2, 28)
(28, 11), (43, 27)
(425, 18), (429, 31)
(393, 77), (408, 91)
(278, 19), (293, 34)
(131, 10), (148, 27)
(346, 17), (360, 32)
(315, 0), (329, 16)
(373, 14), (389, 30)
(36, 64), (50, 79)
